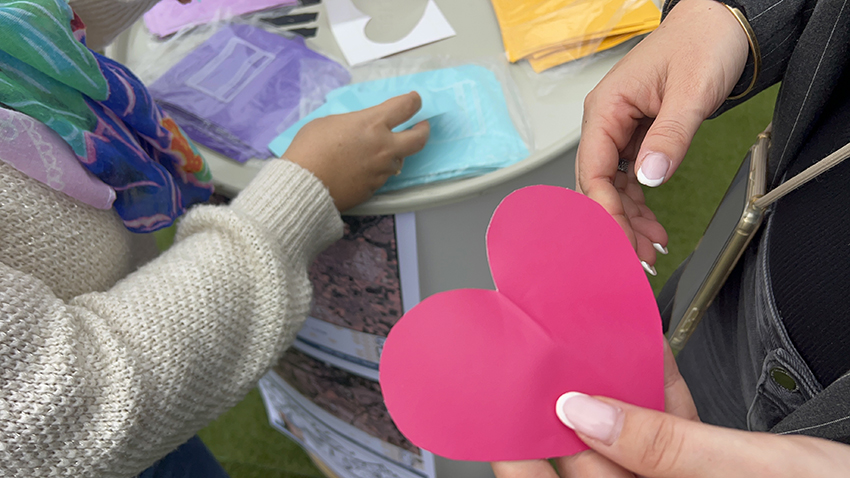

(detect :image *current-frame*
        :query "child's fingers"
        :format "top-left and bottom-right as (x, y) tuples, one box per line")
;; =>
(372, 92), (422, 129)
(393, 121), (430, 158)
(381, 158), (404, 177)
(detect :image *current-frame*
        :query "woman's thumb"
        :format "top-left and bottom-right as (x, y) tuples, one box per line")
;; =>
(635, 100), (706, 187)
(555, 392), (745, 478)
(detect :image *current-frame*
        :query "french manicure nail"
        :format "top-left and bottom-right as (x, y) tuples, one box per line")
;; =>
(653, 243), (669, 254)
(637, 152), (671, 187)
(641, 261), (657, 276)
(556, 392), (624, 445)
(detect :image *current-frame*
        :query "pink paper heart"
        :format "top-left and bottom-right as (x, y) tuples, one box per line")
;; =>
(379, 185), (664, 461)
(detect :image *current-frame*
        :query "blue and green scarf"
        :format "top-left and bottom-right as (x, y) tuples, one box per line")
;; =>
(0, 0), (213, 232)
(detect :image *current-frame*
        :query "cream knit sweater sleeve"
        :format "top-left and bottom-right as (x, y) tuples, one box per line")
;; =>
(0, 159), (343, 477)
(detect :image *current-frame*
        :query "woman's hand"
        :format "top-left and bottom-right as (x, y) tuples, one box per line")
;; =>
(544, 393), (850, 477)
(493, 339), (697, 477)
(576, 0), (749, 269)
(284, 92), (430, 212)
(494, 340), (850, 477)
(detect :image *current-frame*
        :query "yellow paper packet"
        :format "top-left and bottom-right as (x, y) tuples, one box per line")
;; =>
(528, 18), (657, 58)
(491, 0), (660, 62)
(528, 26), (655, 72)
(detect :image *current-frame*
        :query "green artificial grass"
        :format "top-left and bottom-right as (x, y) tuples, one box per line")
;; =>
(198, 389), (323, 478)
(198, 86), (780, 478)
(153, 223), (178, 252)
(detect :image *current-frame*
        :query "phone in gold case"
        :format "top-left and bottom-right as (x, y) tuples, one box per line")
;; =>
(668, 130), (770, 353)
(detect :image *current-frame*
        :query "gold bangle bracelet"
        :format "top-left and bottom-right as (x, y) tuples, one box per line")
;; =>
(723, 4), (761, 100)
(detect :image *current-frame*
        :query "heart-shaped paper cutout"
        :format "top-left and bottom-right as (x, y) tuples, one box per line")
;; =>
(379, 185), (664, 461)
(355, 0), (429, 43)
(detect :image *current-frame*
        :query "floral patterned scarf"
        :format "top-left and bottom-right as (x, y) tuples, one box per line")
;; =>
(0, 0), (213, 232)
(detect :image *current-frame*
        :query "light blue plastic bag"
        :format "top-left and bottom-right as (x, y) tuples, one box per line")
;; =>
(268, 65), (529, 192)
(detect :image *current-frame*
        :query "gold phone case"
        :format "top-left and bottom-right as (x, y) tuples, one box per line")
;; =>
(668, 130), (771, 353)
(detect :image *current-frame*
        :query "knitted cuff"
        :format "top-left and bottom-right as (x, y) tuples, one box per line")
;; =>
(230, 160), (343, 264)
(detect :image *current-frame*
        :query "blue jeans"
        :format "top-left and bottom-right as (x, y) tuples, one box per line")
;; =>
(138, 436), (230, 478)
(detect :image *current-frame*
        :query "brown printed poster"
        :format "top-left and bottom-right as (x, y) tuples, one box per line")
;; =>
(291, 213), (419, 381)
(260, 213), (433, 478)
(275, 348), (415, 453)
(309, 214), (403, 335)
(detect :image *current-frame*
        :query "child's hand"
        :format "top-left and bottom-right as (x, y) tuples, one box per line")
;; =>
(284, 92), (430, 212)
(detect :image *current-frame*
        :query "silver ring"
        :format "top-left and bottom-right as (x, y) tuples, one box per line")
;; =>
(617, 158), (630, 173)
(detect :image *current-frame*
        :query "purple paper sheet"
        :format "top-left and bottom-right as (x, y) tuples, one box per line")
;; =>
(144, 0), (298, 37)
(148, 24), (350, 162)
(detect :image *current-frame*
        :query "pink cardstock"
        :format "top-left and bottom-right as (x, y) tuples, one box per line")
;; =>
(379, 185), (664, 461)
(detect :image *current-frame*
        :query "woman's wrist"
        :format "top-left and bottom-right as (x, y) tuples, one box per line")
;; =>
(720, 3), (761, 99)
(666, 0), (750, 99)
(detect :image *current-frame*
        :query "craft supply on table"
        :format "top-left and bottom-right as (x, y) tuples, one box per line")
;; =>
(379, 186), (664, 461)
(260, 11), (318, 26)
(491, 0), (660, 72)
(148, 24), (350, 162)
(324, 0), (456, 66)
(283, 27), (318, 38)
(269, 65), (530, 192)
(260, 11), (320, 38)
(144, 0), (300, 37)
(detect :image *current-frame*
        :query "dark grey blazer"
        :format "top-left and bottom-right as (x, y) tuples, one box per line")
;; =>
(661, 0), (850, 443)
